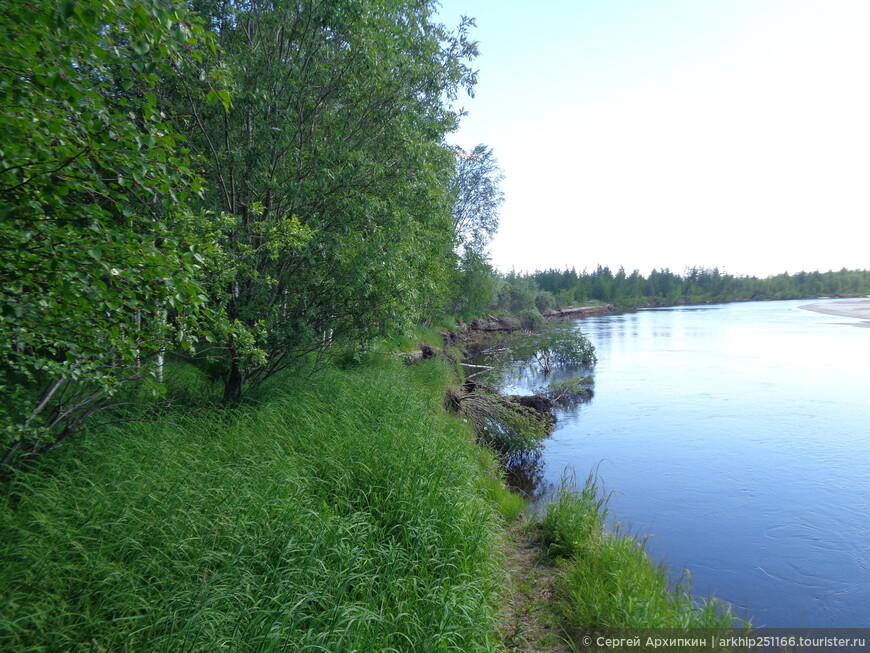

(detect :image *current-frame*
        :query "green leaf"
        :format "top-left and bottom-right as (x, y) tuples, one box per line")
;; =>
(78, 7), (97, 27)
(60, 1), (75, 19)
(216, 89), (231, 109)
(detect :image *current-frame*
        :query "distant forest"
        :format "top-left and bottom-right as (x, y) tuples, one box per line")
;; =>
(492, 266), (870, 313)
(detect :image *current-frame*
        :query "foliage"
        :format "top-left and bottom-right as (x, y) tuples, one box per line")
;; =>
(450, 143), (504, 254)
(502, 265), (870, 309)
(175, 0), (479, 400)
(474, 469), (526, 523)
(511, 326), (597, 375)
(497, 280), (538, 312)
(451, 387), (553, 456)
(0, 0), (505, 468)
(540, 471), (608, 559)
(518, 307), (546, 330)
(534, 290), (556, 313)
(0, 359), (506, 651)
(450, 249), (499, 320)
(539, 375), (594, 407)
(542, 329), (597, 366)
(0, 0), (217, 466)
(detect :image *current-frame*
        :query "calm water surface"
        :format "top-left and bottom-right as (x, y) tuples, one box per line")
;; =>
(501, 299), (870, 627)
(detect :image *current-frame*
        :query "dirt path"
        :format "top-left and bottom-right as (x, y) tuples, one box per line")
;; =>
(500, 521), (574, 653)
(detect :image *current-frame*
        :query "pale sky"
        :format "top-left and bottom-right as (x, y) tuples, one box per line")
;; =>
(437, 0), (870, 278)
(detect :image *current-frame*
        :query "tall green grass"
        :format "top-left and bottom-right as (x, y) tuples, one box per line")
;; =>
(0, 358), (506, 652)
(540, 472), (737, 642)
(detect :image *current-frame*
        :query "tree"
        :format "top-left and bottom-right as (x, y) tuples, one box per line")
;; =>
(535, 291), (556, 313)
(449, 144), (504, 254)
(527, 327), (597, 376)
(590, 264), (614, 301)
(0, 0), (217, 466)
(177, 0), (479, 400)
(450, 249), (498, 320)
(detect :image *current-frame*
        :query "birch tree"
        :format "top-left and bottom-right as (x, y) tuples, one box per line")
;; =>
(0, 0), (216, 466)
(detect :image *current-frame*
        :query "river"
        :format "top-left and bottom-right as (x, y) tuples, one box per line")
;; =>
(497, 299), (870, 627)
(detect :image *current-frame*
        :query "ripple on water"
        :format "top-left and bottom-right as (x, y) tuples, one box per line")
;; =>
(501, 300), (870, 627)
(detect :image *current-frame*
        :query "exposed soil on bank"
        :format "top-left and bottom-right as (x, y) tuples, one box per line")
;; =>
(443, 304), (617, 355)
(468, 304), (617, 334)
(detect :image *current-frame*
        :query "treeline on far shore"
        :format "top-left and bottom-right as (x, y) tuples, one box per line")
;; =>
(487, 266), (870, 314)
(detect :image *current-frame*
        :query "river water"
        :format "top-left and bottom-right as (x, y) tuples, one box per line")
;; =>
(498, 299), (870, 627)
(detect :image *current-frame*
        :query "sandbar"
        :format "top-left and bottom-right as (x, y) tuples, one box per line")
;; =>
(799, 298), (870, 326)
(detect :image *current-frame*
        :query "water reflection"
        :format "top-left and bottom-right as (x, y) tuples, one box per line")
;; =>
(551, 387), (594, 413)
(474, 335), (597, 502)
(504, 449), (555, 504)
(502, 381), (594, 504)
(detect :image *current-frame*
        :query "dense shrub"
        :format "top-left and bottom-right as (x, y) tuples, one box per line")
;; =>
(535, 291), (556, 313)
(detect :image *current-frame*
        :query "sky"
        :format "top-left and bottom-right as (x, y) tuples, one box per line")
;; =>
(436, 0), (870, 278)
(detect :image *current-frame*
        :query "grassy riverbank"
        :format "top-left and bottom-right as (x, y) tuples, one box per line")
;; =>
(0, 355), (512, 651)
(1, 339), (738, 651)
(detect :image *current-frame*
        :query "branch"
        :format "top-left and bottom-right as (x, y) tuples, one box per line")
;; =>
(185, 87), (232, 209)
(23, 377), (66, 429)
